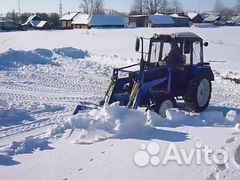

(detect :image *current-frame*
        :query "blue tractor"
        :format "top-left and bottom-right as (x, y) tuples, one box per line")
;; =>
(75, 32), (214, 117)
(101, 32), (215, 117)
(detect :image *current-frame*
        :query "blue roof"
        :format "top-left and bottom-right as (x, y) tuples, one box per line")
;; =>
(89, 15), (125, 26)
(149, 15), (175, 25)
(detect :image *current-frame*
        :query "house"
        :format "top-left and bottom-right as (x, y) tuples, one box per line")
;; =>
(60, 12), (79, 29)
(22, 15), (51, 30)
(72, 13), (90, 29)
(147, 14), (175, 27)
(89, 15), (126, 28)
(187, 12), (203, 23)
(72, 14), (126, 29)
(0, 20), (18, 31)
(232, 15), (240, 25)
(170, 14), (191, 27)
(0, 20), (3, 30)
(128, 15), (148, 27)
(203, 15), (221, 23)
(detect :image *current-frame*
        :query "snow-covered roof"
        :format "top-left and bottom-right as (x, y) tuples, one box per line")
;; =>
(175, 32), (201, 39)
(148, 15), (175, 25)
(129, 15), (148, 18)
(22, 15), (43, 26)
(187, 12), (199, 19)
(171, 14), (189, 19)
(232, 15), (240, 23)
(30, 20), (48, 28)
(204, 15), (220, 22)
(88, 15), (125, 26)
(60, 12), (79, 21)
(72, 14), (90, 25)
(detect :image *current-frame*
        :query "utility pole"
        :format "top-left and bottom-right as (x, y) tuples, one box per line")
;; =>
(59, 0), (63, 17)
(18, 0), (21, 14)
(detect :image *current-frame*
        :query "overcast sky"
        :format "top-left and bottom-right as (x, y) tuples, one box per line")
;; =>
(0, 0), (237, 15)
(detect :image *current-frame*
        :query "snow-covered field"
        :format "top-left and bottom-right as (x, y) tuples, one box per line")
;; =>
(0, 27), (240, 180)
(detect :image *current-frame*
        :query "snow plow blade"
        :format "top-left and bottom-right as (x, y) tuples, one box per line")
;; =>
(73, 102), (99, 115)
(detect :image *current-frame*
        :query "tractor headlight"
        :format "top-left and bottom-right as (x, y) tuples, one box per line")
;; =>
(171, 34), (176, 39)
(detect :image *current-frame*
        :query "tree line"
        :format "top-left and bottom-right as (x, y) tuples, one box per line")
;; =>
(2, 0), (240, 25)
(4, 11), (60, 27)
(214, 0), (240, 20)
(130, 0), (183, 15)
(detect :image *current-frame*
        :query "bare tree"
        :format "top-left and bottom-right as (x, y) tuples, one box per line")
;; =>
(214, 0), (224, 12)
(130, 0), (144, 15)
(160, 0), (169, 13)
(81, 0), (91, 14)
(171, 0), (183, 13)
(93, 0), (105, 14)
(221, 7), (235, 20)
(236, 0), (240, 13)
(131, 0), (172, 15)
(143, 0), (163, 14)
(80, 0), (105, 14)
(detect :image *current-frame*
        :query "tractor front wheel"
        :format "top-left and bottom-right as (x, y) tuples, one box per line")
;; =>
(185, 78), (212, 112)
(155, 95), (176, 118)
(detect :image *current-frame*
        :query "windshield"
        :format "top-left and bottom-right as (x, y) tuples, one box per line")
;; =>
(149, 42), (181, 63)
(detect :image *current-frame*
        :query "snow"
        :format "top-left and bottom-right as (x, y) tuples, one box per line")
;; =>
(204, 15), (220, 22)
(71, 14), (126, 27)
(60, 12), (79, 21)
(22, 15), (38, 26)
(48, 103), (148, 141)
(171, 14), (189, 19)
(232, 15), (240, 24)
(0, 136), (53, 156)
(72, 14), (90, 25)
(54, 47), (89, 59)
(149, 15), (175, 25)
(0, 27), (240, 180)
(0, 49), (57, 69)
(226, 110), (240, 122)
(187, 12), (199, 19)
(35, 21), (48, 28)
(193, 23), (218, 28)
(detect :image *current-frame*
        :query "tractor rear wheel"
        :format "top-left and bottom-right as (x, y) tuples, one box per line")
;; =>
(155, 95), (176, 118)
(185, 78), (212, 112)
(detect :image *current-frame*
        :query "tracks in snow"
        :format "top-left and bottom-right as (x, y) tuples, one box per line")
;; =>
(0, 53), (111, 139)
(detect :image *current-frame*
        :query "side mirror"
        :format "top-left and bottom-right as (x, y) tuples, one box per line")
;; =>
(135, 38), (140, 52)
(184, 41), (191, 54)
(204, 42), (209, 47)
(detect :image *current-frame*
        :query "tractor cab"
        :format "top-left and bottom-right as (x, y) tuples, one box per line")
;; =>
(102, 32), (214, 117)
(136, 32), (209, 68)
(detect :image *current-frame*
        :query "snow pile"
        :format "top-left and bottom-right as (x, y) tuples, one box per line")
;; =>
(0, 136), (53, 156)
(193, 23), (218, 28)
(0, 154), (20, 166)
(0, 108), (34, 127)
(54, 47), (89, 59)
(226, 110), (240, 122)
(49, 103), (147, 140)
(222, 71), (240, 83)
(150, 108), (240, 127)
(48, 103), (240, 144)
(0, 49), (58, 69)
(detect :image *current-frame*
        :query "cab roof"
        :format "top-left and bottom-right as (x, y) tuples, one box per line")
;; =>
(152, 32), (202, 41)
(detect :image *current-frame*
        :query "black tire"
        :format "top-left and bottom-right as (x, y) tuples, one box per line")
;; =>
(185, 77), (212, 112)
(154, 95), (176, 118)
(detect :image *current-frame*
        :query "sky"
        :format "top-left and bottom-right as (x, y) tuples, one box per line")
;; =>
(0, 0), (237, 15)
